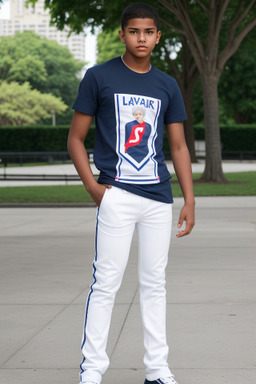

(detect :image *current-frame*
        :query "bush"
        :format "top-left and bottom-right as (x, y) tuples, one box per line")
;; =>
(1, 124), (256, 153)
(193, 124), (256, 151)
(0, 125), (95, 151)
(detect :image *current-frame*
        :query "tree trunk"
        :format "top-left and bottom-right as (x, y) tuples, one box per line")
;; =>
(183, 90), (197, 163)
(201, 74), (227, 182)
(179, 36), (198, 163)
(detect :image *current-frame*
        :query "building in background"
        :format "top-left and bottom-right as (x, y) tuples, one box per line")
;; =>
(0, 0), (86, 63)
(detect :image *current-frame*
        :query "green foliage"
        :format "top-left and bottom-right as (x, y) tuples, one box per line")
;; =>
(0, 81), (67, 126)
(2, 53), (47, 87)
(193, 125), (256, 151)
(0, 125), (95, 151)
(27, 0), (130, 33)
(220, 125), (256, 151)
(97, 27), (125, 64)
(219, 29), (256, 124)
(1, 124), (255, 153)
(26, 0), (256, 182)
(0, 31), (84, 124)
(0, 125), (69, 151)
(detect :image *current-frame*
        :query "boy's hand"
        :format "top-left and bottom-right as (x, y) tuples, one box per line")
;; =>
(176, 202), (195, 238)
(88, 182), (112, 207)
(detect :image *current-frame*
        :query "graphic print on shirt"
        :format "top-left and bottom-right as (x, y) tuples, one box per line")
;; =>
(114, 93), (161, 184)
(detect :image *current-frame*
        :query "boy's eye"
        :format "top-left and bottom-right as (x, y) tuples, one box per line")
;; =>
(129, 30), (154, 35)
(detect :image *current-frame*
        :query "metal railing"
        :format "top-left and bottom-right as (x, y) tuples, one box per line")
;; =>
(0, 150), (255, 183)
(0, 151), (71, 167)
(0, 151), (94, 182)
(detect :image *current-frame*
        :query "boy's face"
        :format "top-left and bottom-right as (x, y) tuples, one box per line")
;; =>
(119, 18), (161, 60)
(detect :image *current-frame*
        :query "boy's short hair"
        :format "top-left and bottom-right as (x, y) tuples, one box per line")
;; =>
(121, 2), (160, 31)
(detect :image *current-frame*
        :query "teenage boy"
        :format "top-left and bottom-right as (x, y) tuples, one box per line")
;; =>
(68, 3), (195, 384)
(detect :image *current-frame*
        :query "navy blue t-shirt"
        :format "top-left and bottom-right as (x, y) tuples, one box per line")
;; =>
(72, 57), (187, 203)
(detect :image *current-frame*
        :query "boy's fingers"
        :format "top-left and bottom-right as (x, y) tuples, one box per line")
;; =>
(176, 219), (194, 238)
(177, 211), (184, 228)
(176, 225), (188, 238)
(176, 203), (195, 238)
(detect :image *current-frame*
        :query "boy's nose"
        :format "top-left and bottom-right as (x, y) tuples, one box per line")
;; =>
(138, 33), (146, 42)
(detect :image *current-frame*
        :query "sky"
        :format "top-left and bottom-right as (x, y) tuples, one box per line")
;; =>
(0, 0), (10, 18)
(0, 0), (97, 67)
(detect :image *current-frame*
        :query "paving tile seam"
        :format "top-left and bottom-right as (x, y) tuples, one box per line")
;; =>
(0, 288), (87, 368)
(0, 303), (69, 306)
(0, 220), (42, 231)
(0, 366), (256, 372)
(0, 305), (65, 369)
(110, 284), (139, 360)
(166, 271), (256, 274)
(0, 302), (134, 306)
(0, 235), (93, 239)
(107, 368), (256, 370)
(0, 367), (79, 370)
(130, 302), (256, 305)
(167, 268), (256, 271)
(0, 203), (256, 209)
(169, 367), (256, 370)
(78, 365), (256, 370)
(170, 246), (256, 250)
(170, 247), (256, 249)
(3, 243), (255, 248)
(172, 368), (256, 370)
(1, 302), (256, 306)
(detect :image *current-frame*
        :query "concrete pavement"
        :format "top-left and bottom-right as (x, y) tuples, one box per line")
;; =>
(0, 197), (256, 384)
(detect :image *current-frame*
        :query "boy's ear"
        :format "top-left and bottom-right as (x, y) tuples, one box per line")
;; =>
(119, 29), (126, 44)
(156, 30), (161, 44)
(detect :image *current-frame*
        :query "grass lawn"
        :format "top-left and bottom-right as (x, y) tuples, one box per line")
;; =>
(0, 172), (255, 203)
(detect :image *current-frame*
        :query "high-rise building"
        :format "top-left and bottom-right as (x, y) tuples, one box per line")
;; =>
(0, 0), (86, 63)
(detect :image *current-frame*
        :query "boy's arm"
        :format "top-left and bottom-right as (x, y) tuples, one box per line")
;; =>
(67, 111), (111, 207)
(166, 122), (195, 238)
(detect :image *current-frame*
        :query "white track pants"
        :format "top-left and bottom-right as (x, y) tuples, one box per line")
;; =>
(80, 187), (173, 383)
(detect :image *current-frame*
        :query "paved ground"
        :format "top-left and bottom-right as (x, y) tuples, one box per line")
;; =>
(1, 160), (256, 187)
(0, 196), (256, 384)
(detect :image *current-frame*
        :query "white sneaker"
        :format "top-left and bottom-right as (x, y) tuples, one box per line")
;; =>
(157, 376), (179, 384)
(80, 382), (98, 384)
(144, 376), (179, 384)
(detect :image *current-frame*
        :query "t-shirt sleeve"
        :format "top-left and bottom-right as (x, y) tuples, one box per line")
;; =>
(164, 79), (187, 124)
(72, 69), (98, 116)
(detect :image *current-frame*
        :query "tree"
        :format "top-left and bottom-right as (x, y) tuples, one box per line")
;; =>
(97, 27), (125, 64)
(0, 81), (67, 126)
(157, 1), (256, 181)
(27, 0), (256, 181)
(157, 34), (199, 162)
(219, 29), (256, 124)
(0, 53), (47, 87)
(0, 31), (84, 123)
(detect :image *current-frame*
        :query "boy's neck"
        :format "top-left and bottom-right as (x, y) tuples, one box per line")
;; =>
(121, 53), (152, 73)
